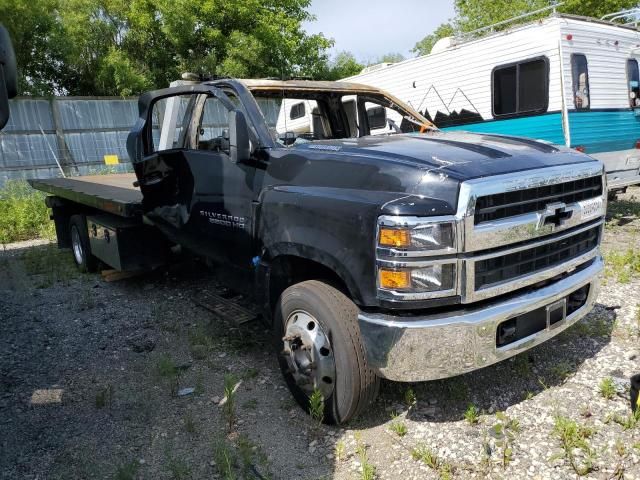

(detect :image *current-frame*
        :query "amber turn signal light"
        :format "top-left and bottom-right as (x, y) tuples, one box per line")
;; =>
(379, 269), (411, 289)
(379, 228), (411, 247)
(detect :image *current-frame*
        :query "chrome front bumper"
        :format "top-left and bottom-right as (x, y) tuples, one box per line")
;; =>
(358, 255), (603, 382)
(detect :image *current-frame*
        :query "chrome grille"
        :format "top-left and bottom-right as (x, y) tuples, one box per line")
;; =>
(474, 224), (600, 290)
(474, 175), (603, 224)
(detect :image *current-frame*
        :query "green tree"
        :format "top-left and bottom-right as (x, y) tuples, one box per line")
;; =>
(1, 0), (334, 96)
(320, 51), (364, 80)
(412, 23), (455, 56)
(377, 52), (405, 63)
(413, 0), (640, 56)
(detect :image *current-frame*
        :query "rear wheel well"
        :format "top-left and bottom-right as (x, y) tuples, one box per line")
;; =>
(268, 255), (350, 317)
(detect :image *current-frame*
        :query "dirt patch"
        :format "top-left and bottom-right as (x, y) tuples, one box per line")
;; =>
(1, 193), (639, 479)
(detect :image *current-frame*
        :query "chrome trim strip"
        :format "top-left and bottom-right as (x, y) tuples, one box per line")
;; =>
(359, 255), (603, 382)
(466, 195), (605, 252)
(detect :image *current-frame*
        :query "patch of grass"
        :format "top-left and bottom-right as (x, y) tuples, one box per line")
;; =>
(242, 399), (258, 410)
(446, 379), (468, 402)
(183, 411), (197, 434)
(335, 440), (347, 462)
(389, 413), (408, 437)
(95, 384), (114, 409)
(404, 387), (417, 407)
(599, 377), (616, 400)
(241, 367), (259, 381)
(512, 353), (532, 377)
(21, 245), (79, 288)
(550, 360), (574, 381)
(155, 354), (181, 394)
(166, 454), (191, 480)
(236, 434), (270, 476)
(604, 249), (640, 283)
(410, 444), (453, 479)
(213, 440), (237, 480)
(493, 412), (520, 469)
(114, 460), (139, 480)
(0, 180), (55, 244)
(551, 415), (596, 476)
(609, 409), (640, 430)
(188, 326), (214, 358)
(222, 374), (238, 433)
(309, 387), (324, 426)
(464, 404), (480, 425)
(354, 433), (376, 480)
(606, 198), (640, 224)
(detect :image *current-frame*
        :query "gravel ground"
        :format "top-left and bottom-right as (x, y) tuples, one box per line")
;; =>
(1, 188), (639, 480)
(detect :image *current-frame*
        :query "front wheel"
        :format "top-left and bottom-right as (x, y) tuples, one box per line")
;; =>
(274, 280), (380, 424)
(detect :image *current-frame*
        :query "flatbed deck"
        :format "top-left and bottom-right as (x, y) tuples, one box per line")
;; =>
(28, 174), (142, 217)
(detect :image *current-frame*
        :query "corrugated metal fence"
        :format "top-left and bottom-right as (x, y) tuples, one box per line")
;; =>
(0, 97), (138, 185)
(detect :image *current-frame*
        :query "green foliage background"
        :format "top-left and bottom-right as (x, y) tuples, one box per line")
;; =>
(413, 0), (640, 56)
(0, 181), (55, 244)
(1, 0), (355, 96)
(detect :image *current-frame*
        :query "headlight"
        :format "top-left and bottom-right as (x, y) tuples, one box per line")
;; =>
(376, 215), (459, 300)
(377, 217), (456, 255)
(379, 264), (456, 292)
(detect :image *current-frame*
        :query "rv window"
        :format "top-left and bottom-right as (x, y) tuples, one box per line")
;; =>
(627, 59), (640, 107)
(492, 58), (548, 117)
(571, 54), (590, 110)
(290, 102), (306, 120)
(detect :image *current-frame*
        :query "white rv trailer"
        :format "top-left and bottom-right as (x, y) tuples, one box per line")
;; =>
(345, 11), (640, 191)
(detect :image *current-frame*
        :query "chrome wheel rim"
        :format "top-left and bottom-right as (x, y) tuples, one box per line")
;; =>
(71, 225), (83, 265)
(282, 310), (336, 398)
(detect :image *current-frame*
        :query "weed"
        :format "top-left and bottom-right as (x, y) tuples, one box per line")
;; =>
(309, 388), (324, 426)
(242, 399), (258, 410)
(222, 374), (238, 433)
(188, 326), (214, 359)
(524, 391), (534, 400)
(610, 409), (640, 430)
(447, 379), (468, 402)
(615, 439), (626, 457)
(550, 361), (573, 381)
(493, 412), (520, 469)
(242, 367), (259, 380)
(404, 387), (417, 407)
(166, 455), (191, 480)
(355, 434), (376, 480)
(389, 413), (408, 437)
(335, 440), (347, 461)
(184, 411), (197, 434)
(599, 377), (616, 400)
(114, 460), (139, 480)
(155, 354), (180, 394)
(551, 415), (596, 476)
(213, 440), (237, 480)
(512, 353), (532, 377)
(604, 249), (640, 283)
(411, 444), (453, 479)
(464, 404), (480, 425)
(0, 180), (56, 244)
(21, 245), (79, 288)
(95, 384), (114, 409)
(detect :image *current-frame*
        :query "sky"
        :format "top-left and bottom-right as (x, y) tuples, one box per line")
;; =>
(303, 0), (456, 62)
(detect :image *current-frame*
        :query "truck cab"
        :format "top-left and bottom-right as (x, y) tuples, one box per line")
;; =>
(35, 79), (606, 423)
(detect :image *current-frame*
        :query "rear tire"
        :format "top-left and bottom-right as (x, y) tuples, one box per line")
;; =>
(69, 215), (98, 273)
(274, 280), (380, 424)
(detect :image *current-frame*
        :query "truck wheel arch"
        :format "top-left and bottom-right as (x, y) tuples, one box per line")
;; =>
(263, 248), (364, 320)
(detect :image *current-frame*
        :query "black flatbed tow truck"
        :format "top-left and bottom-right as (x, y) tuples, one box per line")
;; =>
(30, 78), (606, 423)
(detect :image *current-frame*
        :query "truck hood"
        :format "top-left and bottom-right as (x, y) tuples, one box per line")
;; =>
(292, 131), (596, 180)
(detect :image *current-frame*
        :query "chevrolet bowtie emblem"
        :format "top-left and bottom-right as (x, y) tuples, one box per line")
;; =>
(538, 202), (573, 229)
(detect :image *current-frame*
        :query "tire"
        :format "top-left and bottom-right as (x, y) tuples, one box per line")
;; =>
(274, 280), (380, 424)
(69, 215), (98, 273)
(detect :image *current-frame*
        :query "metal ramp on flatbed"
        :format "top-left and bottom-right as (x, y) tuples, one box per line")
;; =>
(28, 173), (142, 217)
